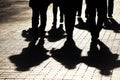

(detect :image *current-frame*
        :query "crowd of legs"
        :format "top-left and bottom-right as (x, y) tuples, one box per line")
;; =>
(29, 0), (114, 48)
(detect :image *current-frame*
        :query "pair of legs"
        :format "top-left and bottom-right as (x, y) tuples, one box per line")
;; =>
(31, 5), (49, 40)
(61, 3), (78, 41)
(52, 1), (63, 27)
(87, 0), (107, 41)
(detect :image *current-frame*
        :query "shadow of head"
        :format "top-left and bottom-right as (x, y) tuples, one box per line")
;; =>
(50, 39), (82, 69)
(85, 40), (120, 76)
(9, 40), (49, 71)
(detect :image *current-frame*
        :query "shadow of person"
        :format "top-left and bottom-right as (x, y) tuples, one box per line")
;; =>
(82, 40), (120, 76)
(50, 39), (82, 69)
(9, 39), (49, 71)
(46, 24), (66, 42)
(104, 18), (120, 33)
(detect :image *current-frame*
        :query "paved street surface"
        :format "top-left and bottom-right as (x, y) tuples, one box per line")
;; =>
(0, 0), (120, 80)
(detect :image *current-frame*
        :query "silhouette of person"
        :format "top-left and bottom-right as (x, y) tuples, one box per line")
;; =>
(29, 0), (51, 42)
(52, 0), (63, 27)
(87, 0), (107, 44)
(107, 0), (114, 18)
(60, 0), (80, 42)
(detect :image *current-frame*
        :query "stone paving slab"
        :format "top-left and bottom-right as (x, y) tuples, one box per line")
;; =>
(0, 0), (120, 80)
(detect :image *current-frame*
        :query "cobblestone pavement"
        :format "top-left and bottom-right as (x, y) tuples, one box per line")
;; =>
(0, 0), (120, 80)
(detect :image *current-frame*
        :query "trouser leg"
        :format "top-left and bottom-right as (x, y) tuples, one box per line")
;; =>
(65, 10), (76, 40)
(39, 6), (48, 38)
(32, 8), (39, 40)
(77, 0), (83, 17)
(108, 0), (114, 17)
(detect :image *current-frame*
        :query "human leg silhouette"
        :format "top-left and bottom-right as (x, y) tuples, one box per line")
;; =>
(77, 0), (85, 25)
(108, 0), (114, 17)
(52, 2), (58, 27)
(60, 0), (79, 42)
(77, 0), (83, 18)
(87, 0), (107, 42)
(65, 10), (76, 40)
(39, 5), (49, 39)
(53, 0), (64, 26)
(59, 7), (64, 23)
(29, 0), (51, 46)
(85, 0), (89, 21)
(31, 8), (39, 40)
